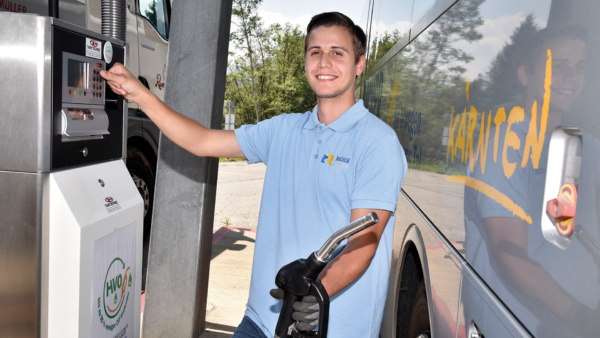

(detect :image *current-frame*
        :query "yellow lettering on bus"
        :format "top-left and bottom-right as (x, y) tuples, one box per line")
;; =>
(521, 50), (552, 169)
(466, 105), (478, 168)
(503, 107), (524, 178)
(469, 110), (491, 175)
(447, 175), (532, 224)
(493, 107), (506, 163)
(444, 49), (553, 224)
(456, 107), (467, 163)
(447, 105), (458, 163)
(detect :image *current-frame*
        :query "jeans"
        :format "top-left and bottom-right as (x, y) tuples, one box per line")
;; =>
(232, 316), (268, 338)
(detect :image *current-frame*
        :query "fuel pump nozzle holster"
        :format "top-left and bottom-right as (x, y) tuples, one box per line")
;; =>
(274, 212), (380, 338)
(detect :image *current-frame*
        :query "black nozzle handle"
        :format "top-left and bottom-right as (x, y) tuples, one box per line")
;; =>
(314, 212), (379, 263)
(275, 292), (301, 338)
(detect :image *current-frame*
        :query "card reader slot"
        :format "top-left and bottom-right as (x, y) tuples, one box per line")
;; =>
(61, 108), (110, 142)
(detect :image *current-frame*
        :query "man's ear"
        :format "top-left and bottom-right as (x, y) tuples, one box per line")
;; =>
(356, 55), (366, 77)
(517, 65), (528, 86)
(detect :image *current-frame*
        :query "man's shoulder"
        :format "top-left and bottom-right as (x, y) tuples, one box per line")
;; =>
(264, 111), (311, 125)
(356, 111), (399, 139)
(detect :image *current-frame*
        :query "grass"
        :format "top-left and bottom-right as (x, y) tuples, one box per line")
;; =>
(219, 157), (245, 162)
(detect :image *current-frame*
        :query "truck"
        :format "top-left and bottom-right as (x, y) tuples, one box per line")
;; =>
(1, 0), (170, 289)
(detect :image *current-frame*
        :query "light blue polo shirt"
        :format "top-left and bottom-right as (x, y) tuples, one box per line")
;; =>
(234, 100), (406, 337)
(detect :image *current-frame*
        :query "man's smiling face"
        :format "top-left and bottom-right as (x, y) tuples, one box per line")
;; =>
(304, 25), (365, 103)
(525, 37), (587, 114)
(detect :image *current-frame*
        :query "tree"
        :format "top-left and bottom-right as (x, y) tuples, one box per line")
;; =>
(144, 0), (157, 25)
(361, 29), (403, 80)
(230, 0), (265, 123)
(261, 24), (314, 118)
(410, 0), (485, 87)
(226, 1), (316, 127)
(484, 15), (539, 108)
(363, 0), (485, 169)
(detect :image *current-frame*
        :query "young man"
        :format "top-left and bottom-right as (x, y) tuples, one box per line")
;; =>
(101, 12), (406, 337)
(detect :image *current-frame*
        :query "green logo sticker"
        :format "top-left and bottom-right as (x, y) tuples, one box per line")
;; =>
(97, 257), (132, 331)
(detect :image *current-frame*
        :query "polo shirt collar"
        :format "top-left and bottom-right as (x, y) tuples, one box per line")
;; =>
(303, 99), (368, 132)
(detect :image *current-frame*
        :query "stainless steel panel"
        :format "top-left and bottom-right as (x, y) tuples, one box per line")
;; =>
(60, 0), (87, 29)
(0, 13), (52, 173)
(0, 171), (42, 337)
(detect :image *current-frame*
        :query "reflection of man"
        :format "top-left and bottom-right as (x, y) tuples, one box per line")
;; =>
(464, 25), (598, 336)
(515, 27), (587, 130)
(101, 12), (406, 337)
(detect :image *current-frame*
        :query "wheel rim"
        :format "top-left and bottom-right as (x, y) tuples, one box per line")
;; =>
(131, 173), (150, 217)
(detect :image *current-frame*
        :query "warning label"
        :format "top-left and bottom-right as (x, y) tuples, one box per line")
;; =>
(104, 196), (121, 213)
(86, 38), (102, 59)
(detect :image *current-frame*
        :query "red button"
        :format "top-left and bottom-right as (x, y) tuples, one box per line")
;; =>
(546, 182), (577, 236)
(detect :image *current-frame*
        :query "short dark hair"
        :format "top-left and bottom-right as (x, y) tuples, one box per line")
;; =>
(513, 24), (588, 71)
(305, 12), (366, 63)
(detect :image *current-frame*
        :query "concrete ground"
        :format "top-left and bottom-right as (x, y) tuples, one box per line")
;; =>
(212, 161), (266, 232)
(200, 161), (266, 337)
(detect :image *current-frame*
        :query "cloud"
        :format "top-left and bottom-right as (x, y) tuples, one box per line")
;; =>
(457, 12), (545, 77)
(258, 10), (312, 30)
(371, 19), (412, 37)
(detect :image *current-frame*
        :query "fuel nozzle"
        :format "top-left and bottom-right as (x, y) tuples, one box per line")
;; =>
(274, 212), (379, 338)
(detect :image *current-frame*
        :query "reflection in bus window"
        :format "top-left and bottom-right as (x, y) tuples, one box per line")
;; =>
(139, 0), (169, 38)
(361, 0), (411, 75)
(358, 0), (600, 336)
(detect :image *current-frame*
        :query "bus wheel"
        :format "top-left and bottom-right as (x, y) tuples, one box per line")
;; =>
(408, 280), (430, 338)
(126, 147), (155, 292)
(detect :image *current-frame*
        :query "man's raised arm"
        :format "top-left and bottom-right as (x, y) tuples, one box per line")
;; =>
(100, 63), (244, 159)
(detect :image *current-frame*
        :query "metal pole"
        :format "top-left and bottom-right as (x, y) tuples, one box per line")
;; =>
(142, 0), (233, 336)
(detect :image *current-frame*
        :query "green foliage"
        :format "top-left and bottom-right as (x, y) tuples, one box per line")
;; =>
(410, 0), (485, 87)
(484, 15), (539, 108)
(359, 0), (486, 174)
(364, 30), (403, 76)
(226, 0), (315, 127)
(144, 0), (157, 26)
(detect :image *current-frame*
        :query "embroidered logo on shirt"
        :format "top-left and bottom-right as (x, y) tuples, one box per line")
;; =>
(321, 154), (350, 168)
(321, 154), (334, 165)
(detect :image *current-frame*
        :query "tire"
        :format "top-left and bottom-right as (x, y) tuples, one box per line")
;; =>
(126, 147), (155, 292)
(407, 281), (431, 338)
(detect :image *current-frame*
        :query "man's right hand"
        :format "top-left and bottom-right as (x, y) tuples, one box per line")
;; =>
(100, 63), (244, 159)
(100, 63), (149, 104)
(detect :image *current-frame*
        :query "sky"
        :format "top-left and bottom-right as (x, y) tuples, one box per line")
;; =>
(257, 0), (371, 32)
(252, 0), (552, 78)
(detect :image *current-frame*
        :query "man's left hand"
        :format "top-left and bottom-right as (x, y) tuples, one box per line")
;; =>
(292, 295), (320, 332)
(270, 288), (320, 332)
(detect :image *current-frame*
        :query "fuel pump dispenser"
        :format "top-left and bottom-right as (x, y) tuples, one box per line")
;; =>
(274, 212), (379, 338)
(0, 12), (143, 337)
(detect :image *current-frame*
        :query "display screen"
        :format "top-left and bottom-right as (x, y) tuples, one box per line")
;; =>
(67, 59), (88, 89)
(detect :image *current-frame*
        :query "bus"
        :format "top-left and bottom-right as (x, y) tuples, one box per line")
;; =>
(356, 0), (600, 336)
